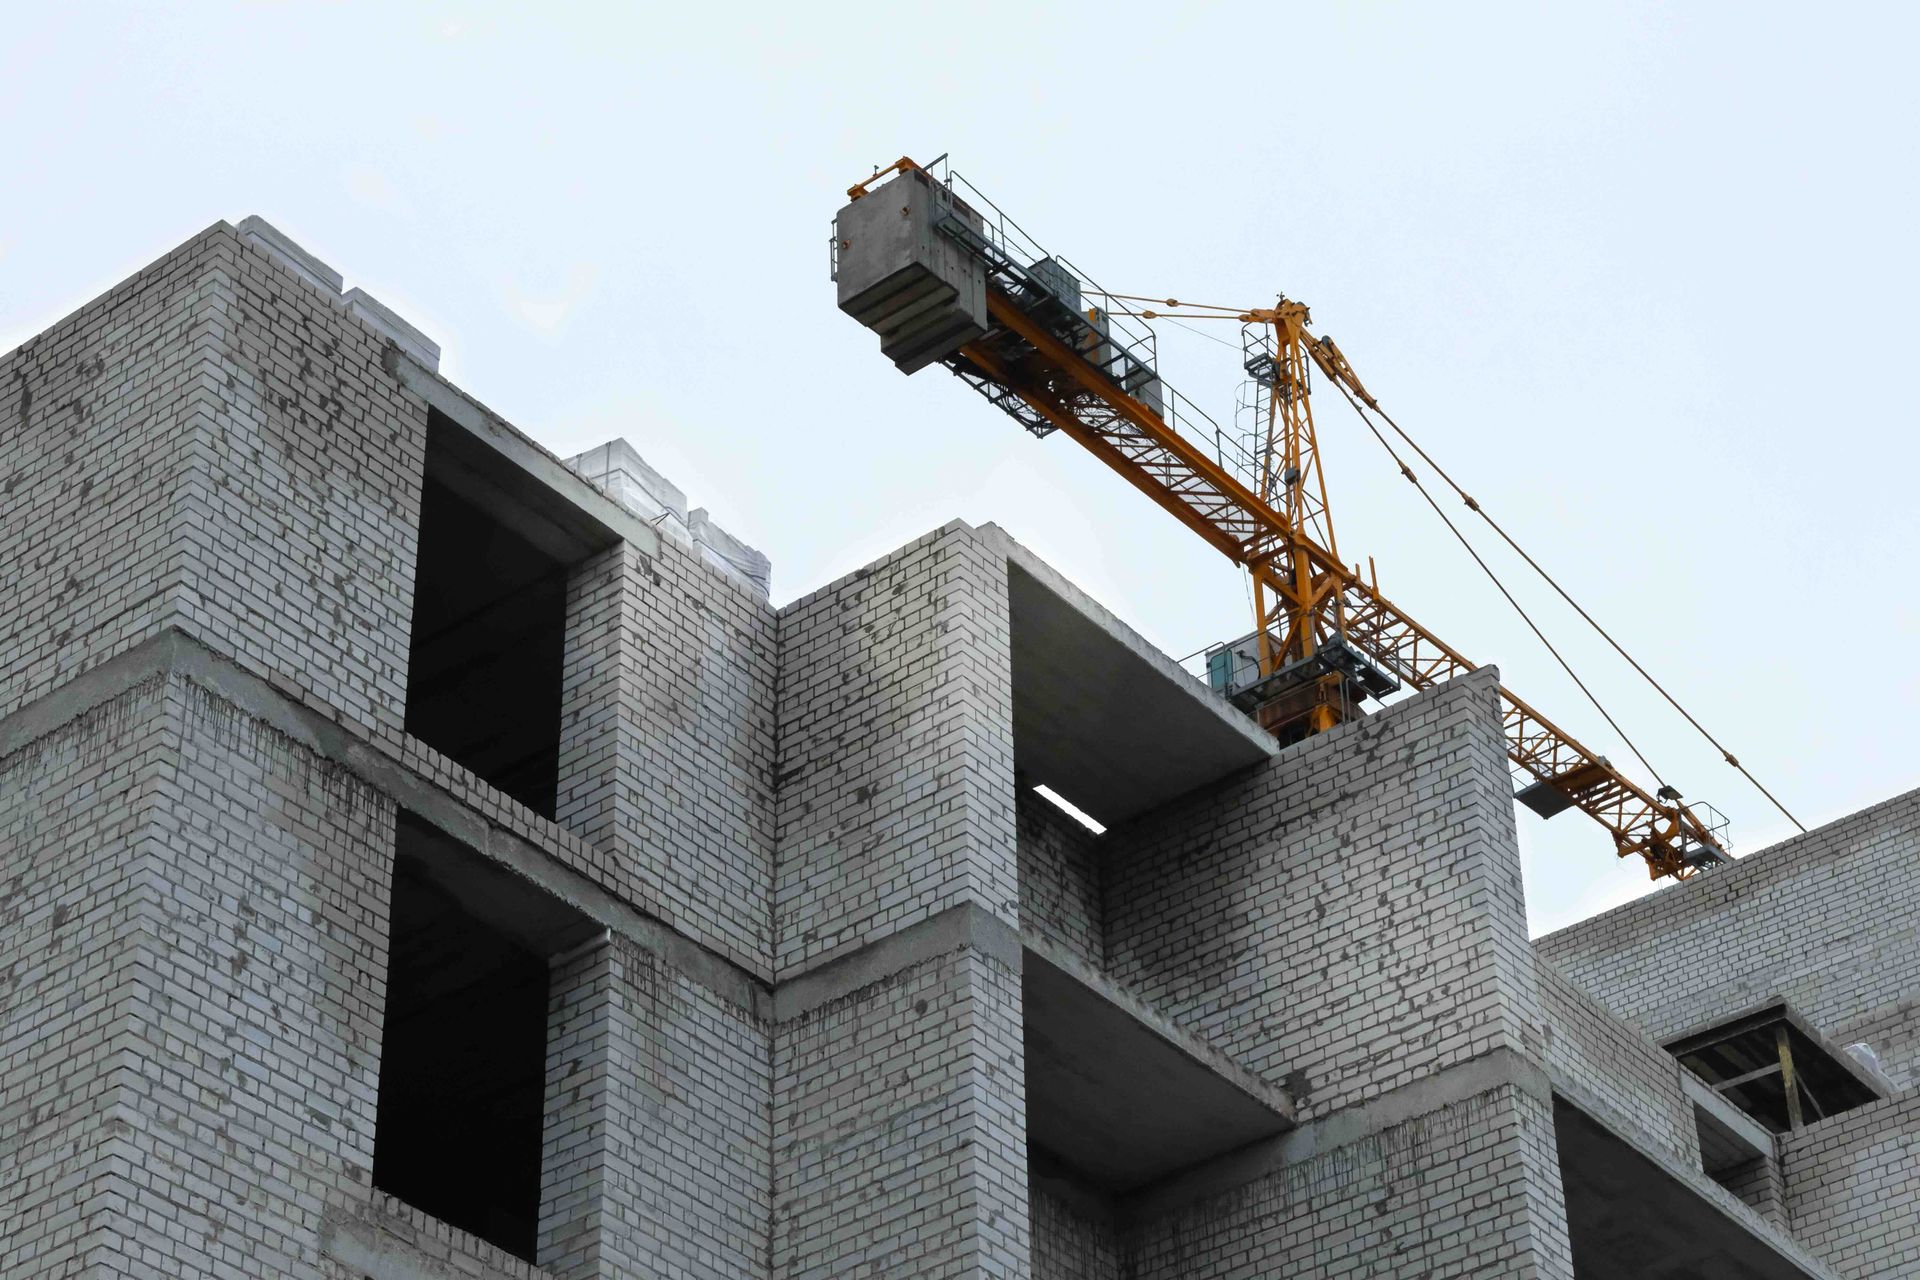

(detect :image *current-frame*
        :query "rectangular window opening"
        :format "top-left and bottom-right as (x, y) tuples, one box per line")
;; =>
(403, 407), (612, 817)
(373, 811), (596, 1262)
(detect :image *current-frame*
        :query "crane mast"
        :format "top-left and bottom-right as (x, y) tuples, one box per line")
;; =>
(832, 156), (1731, 881)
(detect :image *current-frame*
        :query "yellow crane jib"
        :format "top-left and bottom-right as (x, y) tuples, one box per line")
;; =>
(831, 155), (1732, 881)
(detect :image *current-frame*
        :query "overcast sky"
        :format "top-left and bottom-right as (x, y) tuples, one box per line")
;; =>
(6, 2), (1915, 935)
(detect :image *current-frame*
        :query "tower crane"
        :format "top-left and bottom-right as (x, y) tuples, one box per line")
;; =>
(831, 155), (1749, 881)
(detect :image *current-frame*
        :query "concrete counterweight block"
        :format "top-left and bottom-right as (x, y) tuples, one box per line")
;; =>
(834, 173), (987, 374)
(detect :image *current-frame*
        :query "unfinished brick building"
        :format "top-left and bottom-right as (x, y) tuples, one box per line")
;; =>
(1, 218), (1915, 1278)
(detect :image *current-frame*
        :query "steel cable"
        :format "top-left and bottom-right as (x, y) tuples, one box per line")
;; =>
(1333, 378), (1806, 833)
(1318, 377), (1671, 788)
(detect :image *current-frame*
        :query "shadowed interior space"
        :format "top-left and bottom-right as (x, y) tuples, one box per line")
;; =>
(372, 811), (598, 1262)
(404, 407), (618, 817)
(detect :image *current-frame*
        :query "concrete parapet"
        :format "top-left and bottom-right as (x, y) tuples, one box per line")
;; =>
(343, 285), (441, 370)
(565, 438), (691, 547)
(237, 213), (343, 293)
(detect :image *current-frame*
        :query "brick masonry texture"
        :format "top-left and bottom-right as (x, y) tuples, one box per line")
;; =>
(3, 679), (177, 1276)
(558, 534), (779, 978)
(1127, 1086), (1576, 1279)
(1028, 1191), (1120, 1280)
(1101, 668), (1540, 1117)
(0, 223), (427, 749)
(1538, 960), (1701, 1168)
(770, 947), (1028, 1279)
(539, 935), (770, 1277)
(1781, 1091), (1920, 1277)
(773, 523), (1017, 981)
(1538, 785), (1920, 1090)
(4, 673), (395, 1277)
(1015, 785), (1102, 969)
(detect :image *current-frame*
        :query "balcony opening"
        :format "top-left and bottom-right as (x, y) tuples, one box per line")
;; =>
(373, 811), (596, 1261)
(403, 407), (616, 817)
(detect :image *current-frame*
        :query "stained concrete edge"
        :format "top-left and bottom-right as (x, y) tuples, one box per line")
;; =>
(1121, 1045), (1552, 1221)
(320, 1204), (549, 1280)
(1020, 930), (1293, 1121)
(391, 354), (662, 560)
(1680, 1070), (1776, 1163)
(771, 902), (1023, 1022)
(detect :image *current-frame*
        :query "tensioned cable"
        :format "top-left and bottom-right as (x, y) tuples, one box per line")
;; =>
(1318, 375), (1671, 788)
(1098, 289), (1797, 825)
(1339, 380), (1806, 833)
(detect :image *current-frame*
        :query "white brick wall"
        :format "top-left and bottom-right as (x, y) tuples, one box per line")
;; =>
(1029, 1191), (1119, 1280)
(1781, 1091), (1920, 1277)
(558, 535), (778, 978)
(1102, 669), (1537, 1117)
(3, 674), (395, 1277)
(771, 947), (1028, 1278)
(772, 523), (1017, 980)
(1127, 1086), (1576, 1279)
(1015, 787), (1102, 970)
(540, 936), (770, 1278)
(1538, 786), (1920, 1091)
(9, 217), (1897, 1280)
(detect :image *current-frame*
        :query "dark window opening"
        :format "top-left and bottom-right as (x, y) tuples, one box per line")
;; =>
(405, 408), (614, 817)
(1666, 1003), (1883, 1135)
(374, 812), (593, 1261)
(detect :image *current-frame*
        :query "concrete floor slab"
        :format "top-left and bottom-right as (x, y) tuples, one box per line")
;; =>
(1555, 1099), (1834, 1280)
(987, 527), (1276, 826)
(1022, 939), (1293, 1192)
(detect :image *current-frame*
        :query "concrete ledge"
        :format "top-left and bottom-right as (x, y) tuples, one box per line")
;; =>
(771, 903), (1023, 1021)
(1022, 934), (1293, 1191)
(1682, 1071), (1776, 1174)
(979, 523), (1275, 825)
(392, 354), (661, 561)
(1122, 1046), (1551, 1220)
(321, 1200), (550, 1280)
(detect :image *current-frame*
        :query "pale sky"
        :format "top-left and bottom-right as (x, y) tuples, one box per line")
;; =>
(6, 2), (1916, 935)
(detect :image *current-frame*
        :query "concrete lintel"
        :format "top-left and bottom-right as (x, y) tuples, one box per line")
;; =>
(320, 1203), (549, 1280)
(771, 903), (1022, 1022)
(392, 354), (661, 560)
(0, 628), (768, 1017)
(977, 523), (1276, 826)
(1122, 1047), (1552, 1220)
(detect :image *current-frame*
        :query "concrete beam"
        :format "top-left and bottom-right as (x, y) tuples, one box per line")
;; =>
(1123, 1046), (1552, 1220)
(392, 354), (660, 561)
(771, 903), (1022, 1021)
(0, 627), (767, 1017)
(1682, 1071), (1776, 1175)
